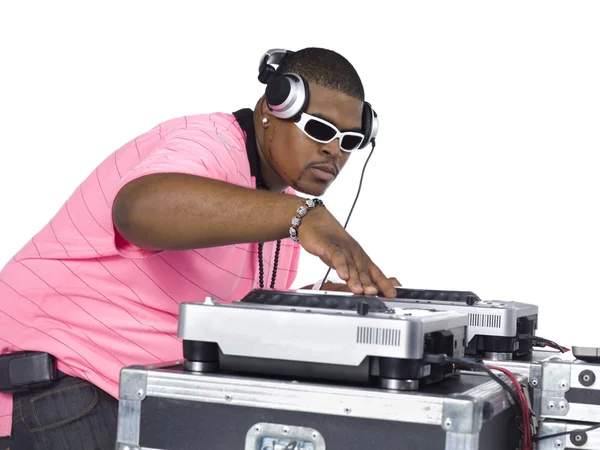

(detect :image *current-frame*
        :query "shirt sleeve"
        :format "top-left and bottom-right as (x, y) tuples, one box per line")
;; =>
(110, 130), (237, 258)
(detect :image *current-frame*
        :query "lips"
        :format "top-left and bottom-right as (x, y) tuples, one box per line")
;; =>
(310, 164), (338, 176)
(309, 164), (337, 182)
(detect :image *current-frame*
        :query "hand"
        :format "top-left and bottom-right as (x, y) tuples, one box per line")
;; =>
(297, 206), (398, 299)
(313, 278), (402, 295)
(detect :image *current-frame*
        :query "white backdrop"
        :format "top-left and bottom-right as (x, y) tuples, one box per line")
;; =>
(1, 1), (598, 348)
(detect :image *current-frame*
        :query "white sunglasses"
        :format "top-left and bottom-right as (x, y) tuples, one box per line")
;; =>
(294, 113), (365, 152)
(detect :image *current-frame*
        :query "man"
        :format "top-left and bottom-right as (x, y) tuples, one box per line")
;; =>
(0, 47), (399, 448)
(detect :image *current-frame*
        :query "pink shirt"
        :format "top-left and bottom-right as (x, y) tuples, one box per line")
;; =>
(0, 111), (301, 437)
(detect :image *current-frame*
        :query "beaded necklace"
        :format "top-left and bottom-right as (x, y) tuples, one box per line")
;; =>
(255, 171), (280, 289)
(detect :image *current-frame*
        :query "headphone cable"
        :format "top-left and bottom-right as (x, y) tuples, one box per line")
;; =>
(318, 139), (377, 290)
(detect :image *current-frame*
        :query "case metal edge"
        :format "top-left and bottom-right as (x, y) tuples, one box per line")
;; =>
(441, 373), (527, 434)
(442, 372), (527, 450)
(115, 366), (149, 450)
(144, 367), (445, 425)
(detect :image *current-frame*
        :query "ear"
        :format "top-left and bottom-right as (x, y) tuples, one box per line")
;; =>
(252, 97), (269, 134)
(258, 96), (279, 129)
(259, 96), (272, 118)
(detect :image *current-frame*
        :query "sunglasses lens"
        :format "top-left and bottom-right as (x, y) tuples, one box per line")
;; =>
(304, 119), (337, 142)
(340, 135), (363, 151)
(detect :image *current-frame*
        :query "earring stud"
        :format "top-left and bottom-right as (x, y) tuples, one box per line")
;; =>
(262, 117), (269, 124)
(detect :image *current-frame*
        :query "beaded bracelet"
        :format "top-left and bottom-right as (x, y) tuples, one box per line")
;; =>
(289, 198), (324, 242)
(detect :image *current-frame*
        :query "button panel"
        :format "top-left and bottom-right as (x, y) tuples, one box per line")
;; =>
(240, 289), (390, 312)
(394, 287), (481, 304)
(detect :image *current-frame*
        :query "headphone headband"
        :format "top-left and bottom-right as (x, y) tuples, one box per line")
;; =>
(258, 49), (294, 84)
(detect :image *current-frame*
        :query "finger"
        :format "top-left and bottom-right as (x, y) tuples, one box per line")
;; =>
(353, 254), (378, 296)
(388, 277), (402, 287)
(368, 262), (397, 299)
(344, 254), (365, 295)
(321, 247), (349, 282)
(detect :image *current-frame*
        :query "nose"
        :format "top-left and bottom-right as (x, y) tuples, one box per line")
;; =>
(320, 138), (342, 159)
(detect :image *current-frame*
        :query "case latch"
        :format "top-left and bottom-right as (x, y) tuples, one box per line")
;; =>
(245, 422), (326, 449)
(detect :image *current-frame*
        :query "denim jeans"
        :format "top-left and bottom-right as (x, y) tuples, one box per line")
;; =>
(0, 376), (118, 450)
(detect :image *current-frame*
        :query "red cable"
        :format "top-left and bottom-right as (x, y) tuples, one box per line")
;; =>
(488, 366), (530, 450)
(488, 365), (532, 450)
(492, 366), (530, 450)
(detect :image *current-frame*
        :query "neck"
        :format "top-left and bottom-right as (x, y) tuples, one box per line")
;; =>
(254, 137), (288, 192)
(252, 110), (289, 192)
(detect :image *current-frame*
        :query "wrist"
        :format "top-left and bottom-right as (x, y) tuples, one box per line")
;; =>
(288, 197), (325, 243)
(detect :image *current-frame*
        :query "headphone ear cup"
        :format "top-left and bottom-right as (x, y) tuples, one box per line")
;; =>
(265, 73), (309, 121)
(360, 102), (378, 149)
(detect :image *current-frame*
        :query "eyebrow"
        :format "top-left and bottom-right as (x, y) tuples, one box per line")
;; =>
(310, 112), (363, 133)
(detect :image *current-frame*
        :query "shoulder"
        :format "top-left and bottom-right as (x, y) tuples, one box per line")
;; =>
(155, 111), (249, 162)
(155, 112), (251, 186)
(161, 112), (244, 144)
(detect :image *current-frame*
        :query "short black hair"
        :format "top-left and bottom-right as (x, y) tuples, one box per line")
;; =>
(276, 47), (365, 101)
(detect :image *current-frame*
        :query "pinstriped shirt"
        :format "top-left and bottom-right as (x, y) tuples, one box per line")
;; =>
(0, 111), (301, 436)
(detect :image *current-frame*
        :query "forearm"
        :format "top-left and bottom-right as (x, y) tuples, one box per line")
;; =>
(112, 173), (305, 250)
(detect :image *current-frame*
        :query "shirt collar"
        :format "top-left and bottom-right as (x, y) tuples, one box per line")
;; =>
(232, 108), (266, 188)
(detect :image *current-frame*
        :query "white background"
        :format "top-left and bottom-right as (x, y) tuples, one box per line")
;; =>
(1, 1), (598, 348)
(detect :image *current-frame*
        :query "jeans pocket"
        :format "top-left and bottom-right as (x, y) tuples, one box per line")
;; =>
(21, 378), (99, 432)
